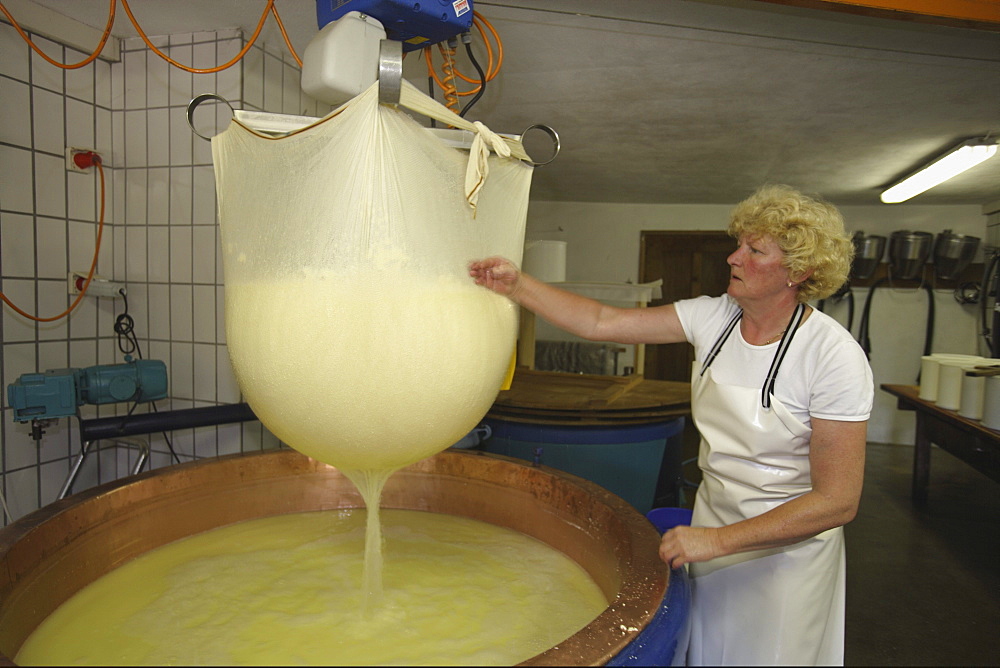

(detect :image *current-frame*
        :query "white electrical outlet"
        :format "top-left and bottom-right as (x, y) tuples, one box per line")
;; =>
(68, 272), (126, 298)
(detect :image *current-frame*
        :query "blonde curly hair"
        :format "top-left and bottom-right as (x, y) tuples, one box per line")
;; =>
(728, 184), (853, 302)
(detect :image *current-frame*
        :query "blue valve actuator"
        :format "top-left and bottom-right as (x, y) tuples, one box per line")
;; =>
(6, 358), (168, 422)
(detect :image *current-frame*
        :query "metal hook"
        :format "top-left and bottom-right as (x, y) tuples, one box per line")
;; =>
(520, 124), (560, 167)
(186, 93), (235, 141)
(378, 39), (403, 106)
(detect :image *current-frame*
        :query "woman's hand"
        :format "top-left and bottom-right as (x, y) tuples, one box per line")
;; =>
(468, 257), (522, 299)
(658, 525), (724, 569)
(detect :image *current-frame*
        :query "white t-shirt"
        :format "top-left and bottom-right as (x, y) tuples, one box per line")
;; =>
(674, 294), (873, 426)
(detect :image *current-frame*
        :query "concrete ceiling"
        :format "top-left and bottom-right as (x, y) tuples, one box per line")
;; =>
(20, 0), (1000, 206)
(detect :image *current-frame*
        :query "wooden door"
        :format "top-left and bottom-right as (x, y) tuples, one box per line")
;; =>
(639, 231), (734, 381)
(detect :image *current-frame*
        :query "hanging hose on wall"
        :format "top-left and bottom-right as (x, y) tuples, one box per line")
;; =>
(0, 0), (300, 322)
(0, 0), (303, 71)
(857, 277), (935, 381)
(0, 152), (106, 322)
(845, 291), (856, 333)
(980, 250), (1000, 355)
(0, 0), (304, 325)
(818, 282), (855, 333)
(857, 278), (885, 359)
(0, 0), (116, 68)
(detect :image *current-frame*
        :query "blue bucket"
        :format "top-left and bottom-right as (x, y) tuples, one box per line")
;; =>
(647, 507), (693, 533)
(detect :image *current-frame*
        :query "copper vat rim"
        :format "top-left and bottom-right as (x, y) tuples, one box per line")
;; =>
(0, 448), (669, 666)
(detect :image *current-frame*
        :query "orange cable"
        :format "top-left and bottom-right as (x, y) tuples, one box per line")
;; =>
(424, 12), (504, 98)
(269, 1), (302, 67)
(0, 0), (116, 69)
(425, 46), (478, 98)
(476, 12), (504, 80)
(438, 42), (460, 113)
(1, 160), (107, 322)
(1, 0), (301, 72)
(120, 0), (273, 73)
(453, 14), (501, 85)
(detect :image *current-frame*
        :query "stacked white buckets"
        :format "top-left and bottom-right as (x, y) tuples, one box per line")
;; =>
(919, 354), (1000, 429)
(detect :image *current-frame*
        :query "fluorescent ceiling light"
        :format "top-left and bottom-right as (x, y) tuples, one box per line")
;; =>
(880, 138), (998, 204)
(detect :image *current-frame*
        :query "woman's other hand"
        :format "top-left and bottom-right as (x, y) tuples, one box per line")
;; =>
(469, 257), (522, 298)
(659, 525), (723, 569)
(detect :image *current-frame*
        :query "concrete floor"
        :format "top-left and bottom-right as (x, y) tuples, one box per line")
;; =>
(844, 442), (1000, 666)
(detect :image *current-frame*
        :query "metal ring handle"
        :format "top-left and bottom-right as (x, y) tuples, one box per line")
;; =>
(378, 39), (403, 106)
(521, 124), (560, 167)
(186, 93), (235, 141)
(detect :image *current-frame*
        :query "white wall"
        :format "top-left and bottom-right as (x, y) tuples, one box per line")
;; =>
(524, 200), (991, 444)
(0, 22), (323, 522)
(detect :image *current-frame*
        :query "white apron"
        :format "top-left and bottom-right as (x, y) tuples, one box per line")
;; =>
(687, 305), (846, 666)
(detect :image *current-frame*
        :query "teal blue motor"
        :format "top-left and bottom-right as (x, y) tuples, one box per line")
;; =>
(7, 357), (168, 422)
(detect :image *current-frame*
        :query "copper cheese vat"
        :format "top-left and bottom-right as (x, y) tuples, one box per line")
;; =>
(0, 449), (670, 665)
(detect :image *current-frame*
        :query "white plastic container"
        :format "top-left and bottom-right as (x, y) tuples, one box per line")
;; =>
(958, 371), (986, 420)
(919, 355), (940, 401)
(983, 376), (1000, 430)
(922, 354), (982, 405)
(936, 359), (978, 411)
(523, 240), (567, 284)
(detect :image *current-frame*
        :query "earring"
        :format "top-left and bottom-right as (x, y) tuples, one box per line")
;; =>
(787, 281), (794, 288)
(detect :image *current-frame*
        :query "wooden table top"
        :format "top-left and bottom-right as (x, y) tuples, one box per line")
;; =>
(488, 369), (691, 425)
(881, 383), (1000, 441)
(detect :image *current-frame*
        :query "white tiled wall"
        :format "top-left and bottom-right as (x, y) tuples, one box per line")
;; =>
(0, 21), (327, 524)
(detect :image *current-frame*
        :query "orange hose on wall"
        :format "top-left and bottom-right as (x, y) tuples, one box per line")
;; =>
(0, 157), (107, 322)
(0, 0), (303, 71)
(0, 1), (304, 323)
(0, 0), (116, 69)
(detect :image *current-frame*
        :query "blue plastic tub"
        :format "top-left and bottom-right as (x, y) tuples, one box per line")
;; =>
(647, 506), (693, 533)
(482, 417), (684, 514)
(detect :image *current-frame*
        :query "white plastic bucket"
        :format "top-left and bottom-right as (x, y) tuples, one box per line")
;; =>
(927, 355), (983, 407)
(959, 372), (986, 420)
(983, 376), (1000, 430)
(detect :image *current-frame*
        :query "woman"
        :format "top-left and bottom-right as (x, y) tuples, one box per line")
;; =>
(469, 184), (873, 666)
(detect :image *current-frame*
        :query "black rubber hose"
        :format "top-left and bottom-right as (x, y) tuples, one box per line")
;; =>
(818, 288), (855, 333)
(858, 278), (888, 358)
(79, 403), (257, 441)
(923, 283), (935, 357)
(846, 291), (855, 333)
(981, 252), (1000, 354)
(428, 75), (436, 128)
(459, 41), (486, 117)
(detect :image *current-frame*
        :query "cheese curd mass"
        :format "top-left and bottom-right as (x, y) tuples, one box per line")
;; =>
(224, 271), (518, 472)
(16, 509), (608, 666)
